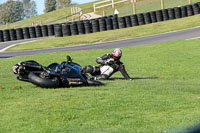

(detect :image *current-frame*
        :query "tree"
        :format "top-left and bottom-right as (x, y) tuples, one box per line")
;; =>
(44, 0), (57, 13)
(57, 0), (71, 9)
(0, 0), (24, 24)
(22, 0), (37, 19)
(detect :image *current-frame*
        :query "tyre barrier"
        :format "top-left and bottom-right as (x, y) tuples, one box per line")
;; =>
(91, 19), (100, 33)
(125, 16), (132, 27)
(16, 28), (24, 40)
(168, 8), (175, 20)
(9, 29), (17, 41)
(192, 3), (200, 15)
(118, 17), (126, 28)
(1, 3), (200, 42)
(3, 30), (11, 42)
(23, 27), (30, 39)
(41, 25), (48, 37)
(143, 12), (152, 24)
(156, 10), (163, 22)
(162, 9), (169, 21)
(47, 24), (55, 36)
(181, 6), (188, 17)
(54, 24), (63, 37)
(130, 14), (139, 26)
(70, 22), (78, 36)
(62, 23), (71, 36)
(84, 20), (92, 34)
(77, 21), (85, 35)
(137, 14), (145, 25)
(174, 7), (182, 19)
(99, 18), (107, 31)
(35, 26), (42, 38)
(0, 30), (4, 42)
(186, 5), (194, 16)
(149, 11), (157, 23)
(105, 16), (113, 30)
(29, 27), (36, 38)
(112, 15), (119, 29)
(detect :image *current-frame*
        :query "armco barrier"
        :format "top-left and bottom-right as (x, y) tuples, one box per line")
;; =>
(0, 2), (200, 42)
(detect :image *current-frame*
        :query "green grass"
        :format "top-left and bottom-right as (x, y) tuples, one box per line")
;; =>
(1, 38), (200, 132)
(7, 14), (200, 51)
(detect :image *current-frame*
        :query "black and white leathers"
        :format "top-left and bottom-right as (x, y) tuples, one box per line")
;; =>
(87, 54), (132, 80)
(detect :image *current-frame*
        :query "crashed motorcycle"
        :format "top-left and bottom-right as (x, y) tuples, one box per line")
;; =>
(12, 56), (104, 88)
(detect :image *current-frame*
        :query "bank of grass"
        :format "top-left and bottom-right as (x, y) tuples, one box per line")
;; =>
(7, 14), (200, 51)
(1, 38), (200, 132)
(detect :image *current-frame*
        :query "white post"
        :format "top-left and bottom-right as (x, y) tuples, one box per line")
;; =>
(94, 4), (96, 12)
(161, 0), (164, 9)
(189, 0), (191, 4)
(131, 0), (136, 14)
(112, 0), (114, 8)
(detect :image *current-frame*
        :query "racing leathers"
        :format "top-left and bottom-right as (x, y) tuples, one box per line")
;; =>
(82, 54), (132, 80)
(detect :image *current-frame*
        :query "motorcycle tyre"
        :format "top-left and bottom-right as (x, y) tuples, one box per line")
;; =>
(28, 71), (60, 88)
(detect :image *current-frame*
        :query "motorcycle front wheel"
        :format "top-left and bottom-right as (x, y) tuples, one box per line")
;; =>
(28, 71), (60, 88)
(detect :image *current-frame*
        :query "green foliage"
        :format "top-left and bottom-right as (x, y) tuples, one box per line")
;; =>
(22, 0), (37, 19)
(1, 39), (200, 132)
(44, 0), (57, 13)
(57, 0), (71, 9)
(0, 0), (24, 24)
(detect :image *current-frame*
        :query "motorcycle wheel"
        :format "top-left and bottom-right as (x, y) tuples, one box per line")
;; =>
(28, 71), (60, 88)
(87, 79), (104, 86)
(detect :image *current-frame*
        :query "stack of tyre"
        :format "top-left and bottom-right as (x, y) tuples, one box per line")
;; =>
(0, 2), (200, 42)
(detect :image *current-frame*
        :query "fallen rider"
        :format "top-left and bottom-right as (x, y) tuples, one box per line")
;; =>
(81, 48), (132, 80)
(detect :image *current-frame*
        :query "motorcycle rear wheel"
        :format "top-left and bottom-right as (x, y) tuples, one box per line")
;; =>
(28, 71), (60, 88)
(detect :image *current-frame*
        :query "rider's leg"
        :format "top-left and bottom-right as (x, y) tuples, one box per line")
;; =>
(81, 65), (100, 75)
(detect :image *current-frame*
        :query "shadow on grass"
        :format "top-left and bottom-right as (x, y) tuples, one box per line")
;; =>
(109, 76), (159, 80)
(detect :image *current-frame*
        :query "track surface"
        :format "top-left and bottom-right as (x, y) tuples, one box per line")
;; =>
(0, 26), (200, 58)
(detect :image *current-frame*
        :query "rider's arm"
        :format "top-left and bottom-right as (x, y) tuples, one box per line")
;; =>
(96, 54), (111, 65)
(118, 63), (132, 80)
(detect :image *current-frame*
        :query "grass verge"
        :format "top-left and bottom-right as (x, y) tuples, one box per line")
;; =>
(1, 38), (200, 132)
(6, 14), (200, 51)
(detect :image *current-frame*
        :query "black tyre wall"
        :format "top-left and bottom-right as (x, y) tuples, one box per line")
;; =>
(16, 28), (24, 40)
(84, 20), (92, 34)
(168, 8), (175, 20)
(118, 17), (126, 28)
(186, 5), (194, 16)
(174, 7), (182, 19)
(29, 27), (36, 38)
(99, 18), (107, 31)
(162, 9), (169, 21)
(143, 12), (152, 24)
(41, 25), (48, 37)
(91, 19), (100, 33)
(112, 15), (119, 29)
(130, 14), (139, 26)
(137, 14), (145, 25)
(105, 16), (113, 30)
(47, 24), (55, 36)
(192, 3), (200, 15)
(62, 23), (71, 36)
(125, 16), (132, 27)
(0, 30), (4, 42)
(70, 22), (78, 35)
(23, 27), (30, 39)
(156, 10), (163, 22)
(181, 6), (188, 17)
(77, 21), (85, 34)
(3, 30), (11, 41)
(149, 11), (157, 23)
(54, 24), (63, 37)
(35, 26), (42, 37)
(9, 29), (17, 41)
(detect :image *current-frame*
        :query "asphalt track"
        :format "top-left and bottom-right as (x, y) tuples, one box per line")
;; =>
(0, 26), (200, 59)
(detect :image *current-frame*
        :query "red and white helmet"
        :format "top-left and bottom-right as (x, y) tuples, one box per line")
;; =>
(112, 48), (122, 58)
